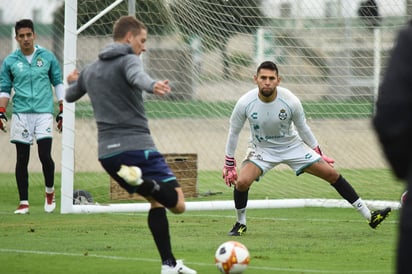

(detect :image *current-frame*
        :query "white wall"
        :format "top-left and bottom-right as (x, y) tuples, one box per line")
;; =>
(0, 0), (63, 24)
(1, 0), (406, 24)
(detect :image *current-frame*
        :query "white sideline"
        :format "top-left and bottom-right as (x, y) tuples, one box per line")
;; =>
(66, 199), (400, 214)
(0, 248), (389, 273)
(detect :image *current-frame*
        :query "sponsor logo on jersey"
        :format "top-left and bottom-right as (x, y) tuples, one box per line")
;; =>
(107, 143), (121, 149)
(17, 62), (24, 72)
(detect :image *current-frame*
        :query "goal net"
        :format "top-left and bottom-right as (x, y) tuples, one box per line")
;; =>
(2, 0), (406, 213)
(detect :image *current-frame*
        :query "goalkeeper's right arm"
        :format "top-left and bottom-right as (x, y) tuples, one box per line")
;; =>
(222, 156), (238, 187)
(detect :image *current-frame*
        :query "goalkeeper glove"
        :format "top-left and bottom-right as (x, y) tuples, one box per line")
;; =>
(314, 146), (335, 167)
(56, 103), (63, 133)
(0, 107), (8, 133)
(222, 155), (238, 187)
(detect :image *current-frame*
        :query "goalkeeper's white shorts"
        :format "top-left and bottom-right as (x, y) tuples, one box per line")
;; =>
(242, 142), (321, 177)
(10, 113), (53, 145)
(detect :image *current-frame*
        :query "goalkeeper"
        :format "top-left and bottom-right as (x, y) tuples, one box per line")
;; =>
(65, 16), (196, 274)
(223, 61), (391, 236)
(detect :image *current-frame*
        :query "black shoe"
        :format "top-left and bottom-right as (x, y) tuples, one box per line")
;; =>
(228, 222), (247, 236)
(369, 207), (391, 229)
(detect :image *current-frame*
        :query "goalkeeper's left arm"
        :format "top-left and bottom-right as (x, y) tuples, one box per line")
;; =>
(297, 125), (335, 167)
(292, 102), (335, 166)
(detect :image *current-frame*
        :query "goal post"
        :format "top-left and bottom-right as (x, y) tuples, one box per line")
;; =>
(59, 0), (406, 214)
(61, 0), (77, 213)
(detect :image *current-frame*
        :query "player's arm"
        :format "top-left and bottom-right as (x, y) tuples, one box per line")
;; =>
(125, 55), (157, 93)
(0, 96), (9, 132)
(292, 97), (335, 166)
(223, 101), (246, 186)
(54, 84), (64, 133)
(0, 61), (12, 132)
(65, 69), (87, 103)
(291, 96), (317, 148)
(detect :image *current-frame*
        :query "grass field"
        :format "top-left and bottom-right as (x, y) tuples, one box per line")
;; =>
(0, 169), (403, 274)
(70, 98), (375, 120)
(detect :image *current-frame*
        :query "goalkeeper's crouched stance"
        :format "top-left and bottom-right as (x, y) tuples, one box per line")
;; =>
(223, 61), (391, 237)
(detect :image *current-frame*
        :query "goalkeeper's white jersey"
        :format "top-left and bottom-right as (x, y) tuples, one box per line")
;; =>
(225, 86), (318, 157)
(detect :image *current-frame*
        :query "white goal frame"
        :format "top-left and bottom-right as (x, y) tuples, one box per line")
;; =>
(60, 0), (399, 214)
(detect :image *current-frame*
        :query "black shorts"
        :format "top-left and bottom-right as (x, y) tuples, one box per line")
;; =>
(100, 150), (179, 193)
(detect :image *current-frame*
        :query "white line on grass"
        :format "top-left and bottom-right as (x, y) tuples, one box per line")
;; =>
(104, 211), (399, 224)
(0, 248), (390, 273)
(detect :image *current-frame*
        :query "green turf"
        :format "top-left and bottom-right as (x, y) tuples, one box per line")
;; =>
(0, 169), (402, 273)
(70, 98), (375, 120)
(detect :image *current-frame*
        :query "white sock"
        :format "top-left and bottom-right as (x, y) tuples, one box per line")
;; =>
(46, 187), (54, 193)
(352, 198), (371, 221)
(236, 208), (247, 225)
(20, 200), (29, 205)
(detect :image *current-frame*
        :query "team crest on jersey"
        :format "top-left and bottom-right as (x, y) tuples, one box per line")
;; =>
(278, 109), (287, 120)
(36, 58), (44, 67)
(22, 129), (29, 139)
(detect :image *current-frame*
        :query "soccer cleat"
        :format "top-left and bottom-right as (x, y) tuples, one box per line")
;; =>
(161, 260), (197, 274)
(369, 207), (391, 229)
(14, 204), (29, 214)
(117, 165), (143, 186)
(228, 222), (247, 236)
(44, 192), (56, 213)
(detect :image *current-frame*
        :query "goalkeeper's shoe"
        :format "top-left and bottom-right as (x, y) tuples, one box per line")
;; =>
(44, 192), (56, 213)
(14, 204), (29, 214)
(117, 165), (143, 186)
(228, 222), (247, 236)
(161, 260), (197, 274)
(369, 207), (391, 229)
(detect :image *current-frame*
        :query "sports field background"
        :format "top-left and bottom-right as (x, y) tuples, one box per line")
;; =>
(0, 80), (389, 173)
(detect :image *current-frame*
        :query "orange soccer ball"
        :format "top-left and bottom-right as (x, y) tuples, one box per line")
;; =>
(215, 241), (250, 274)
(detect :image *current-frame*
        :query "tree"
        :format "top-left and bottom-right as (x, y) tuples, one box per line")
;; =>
(52, 0), (173, 62)
(357, 0), (382, 30)
(170, 0), (265, 78)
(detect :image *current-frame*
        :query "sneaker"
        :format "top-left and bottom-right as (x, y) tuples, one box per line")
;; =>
(161, 260), (197, 274)
(369, 207), (391, 229)
(117, 165), (143, 186)
(228, 222), (247, 236)
(44, 192), (56, 213)
(14, 204), (29, 214)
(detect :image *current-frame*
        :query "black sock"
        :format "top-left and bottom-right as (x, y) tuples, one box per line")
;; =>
(137, 179), (178, 208)
(148, 207), (175, 266)
(331, 175), (359, 204)
(234, 188), (249, 209)
(15, 143), (30, 201)
(37, 139), (55, 188)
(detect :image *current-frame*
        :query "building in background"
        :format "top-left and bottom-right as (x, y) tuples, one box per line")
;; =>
(0, 0), (63, 24)
(261, 0), (405, 18)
